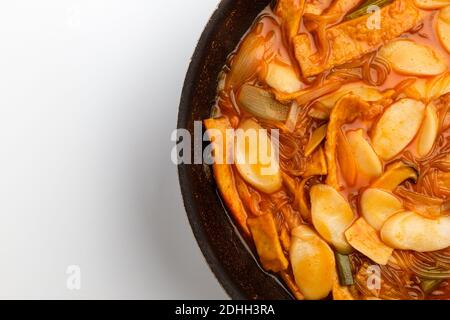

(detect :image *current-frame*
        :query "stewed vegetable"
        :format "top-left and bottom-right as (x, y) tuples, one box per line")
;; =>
(205, 0), (450, 300)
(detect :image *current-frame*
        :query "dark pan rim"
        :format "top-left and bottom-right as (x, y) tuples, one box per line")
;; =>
(177, 0), (245, 300)
(177, 0), (293, 300)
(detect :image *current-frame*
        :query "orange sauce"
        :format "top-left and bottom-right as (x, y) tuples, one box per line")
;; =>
(214, 2), (450, 301)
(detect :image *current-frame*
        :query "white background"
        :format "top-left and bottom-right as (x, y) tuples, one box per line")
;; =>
(0, 0), (228, 299)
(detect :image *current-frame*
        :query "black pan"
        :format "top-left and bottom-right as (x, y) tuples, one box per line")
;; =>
(177, 0), (293, 300)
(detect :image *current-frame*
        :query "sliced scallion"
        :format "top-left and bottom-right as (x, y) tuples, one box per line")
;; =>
(335, 253), (355, 286)
(345, 0), (393, 21)
(305, 124), (328, 157)
(420, 279), (444, 294)
(238, 84), (290, 121)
